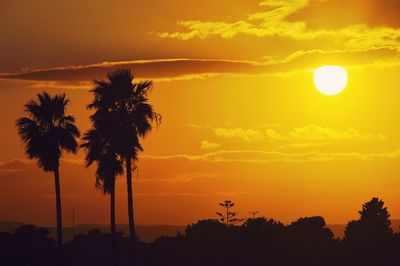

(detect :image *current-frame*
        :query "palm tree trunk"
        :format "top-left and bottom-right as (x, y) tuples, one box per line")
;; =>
(126, 158), (136, 266)
(110, 178), (118, 266)
(54, 167), (63, 266)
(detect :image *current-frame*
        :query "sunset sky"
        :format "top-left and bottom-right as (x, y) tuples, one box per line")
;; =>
(1, 0), (400, 227)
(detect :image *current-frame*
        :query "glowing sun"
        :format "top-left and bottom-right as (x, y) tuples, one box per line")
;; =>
(313, 65), (348, 96)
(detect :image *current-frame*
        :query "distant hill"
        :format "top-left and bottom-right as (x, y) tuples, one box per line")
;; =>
(0, 221), (26, 233)
(0, 221), (185, 243)
(1, 220), (399, 242)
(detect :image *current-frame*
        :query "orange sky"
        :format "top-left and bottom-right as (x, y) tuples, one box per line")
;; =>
(1, 0), (400, 227)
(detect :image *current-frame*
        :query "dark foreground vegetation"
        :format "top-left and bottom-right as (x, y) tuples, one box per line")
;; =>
(1, 197), (400, 266)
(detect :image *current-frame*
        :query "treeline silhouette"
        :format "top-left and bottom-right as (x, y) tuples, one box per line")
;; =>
(1, 198), (400, 266)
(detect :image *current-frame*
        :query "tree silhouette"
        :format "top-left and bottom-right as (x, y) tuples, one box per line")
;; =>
(16, 92), (80, 266)
(216, 200), (244, 226)
(0, 225), (56, 266)
(81, 128), (123, 266)
(345, 197), (393, 245)
(281, 216), (334, 265)
(248, 211), (259, 219)
(243, 217), (283, 239)
(2, 198), (400, 266)
(284, 216), (334, 245)
(64, 229), (130, 266)
(88, 69), (161, 265)
(186, 219), (226, 240)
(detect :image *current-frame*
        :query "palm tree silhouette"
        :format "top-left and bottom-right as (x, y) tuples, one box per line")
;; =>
(81, 128), (123, 266)
(88, 69), (161, 265)
(16, 92), (80, 266)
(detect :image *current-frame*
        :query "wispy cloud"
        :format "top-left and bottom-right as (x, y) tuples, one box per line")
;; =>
(200, 140), (221, 150)
(0, 59), (261, 82)
(135, 191), (254, 198)
(2, 46), (400, 86)
(156, 0), (400, 53)
(0, 159), (32, 173)
(192, 124), (387, 148)
(136, 172), (220, 183)
(157, 0), (311, 40)
(191, 124), (266, 142)
(268, 125), (387, 148)
(142, 148), (400, 164)
(214, 128), (266, 142)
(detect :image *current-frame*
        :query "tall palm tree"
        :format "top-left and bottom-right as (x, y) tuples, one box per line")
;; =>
(81, 128), (123, 266)
(16, 92), (80, 266)
(88, 69), (161, 265)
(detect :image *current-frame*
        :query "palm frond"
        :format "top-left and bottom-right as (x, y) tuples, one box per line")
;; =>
(16, 92), (80, 172)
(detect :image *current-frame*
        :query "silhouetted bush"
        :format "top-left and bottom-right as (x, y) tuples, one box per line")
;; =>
(185, 219), (226, 240)
(0, 225), (56, 266)
(1, 198), (400, 266)
(345, 198), (392, 244)
(280, 216), (336, 265)
(344, 198), (395, 265)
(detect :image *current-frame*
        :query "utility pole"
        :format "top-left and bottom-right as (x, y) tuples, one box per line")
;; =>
(72, 208), (75, 241)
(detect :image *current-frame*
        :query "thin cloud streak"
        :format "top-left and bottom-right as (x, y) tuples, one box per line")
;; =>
(135, 191), (255, 198)
(142, 148), (400, 163)
(1, 47), (400, 85)
(1, 59), (261, 82)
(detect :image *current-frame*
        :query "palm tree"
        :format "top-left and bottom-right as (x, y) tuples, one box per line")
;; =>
(81, 128), (123, 266)
(88, 69), (161, 265)
(16, 92), (80, 266)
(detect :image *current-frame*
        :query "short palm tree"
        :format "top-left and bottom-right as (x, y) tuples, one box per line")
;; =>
(81, 128), (123, 266)
(88, 69), (161, 265)
(16, 92), (80, 266)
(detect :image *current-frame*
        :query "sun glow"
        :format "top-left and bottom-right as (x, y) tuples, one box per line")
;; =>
(313, 65), (348, 96)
